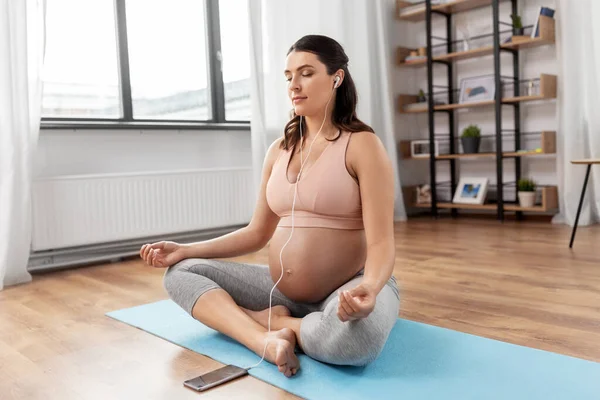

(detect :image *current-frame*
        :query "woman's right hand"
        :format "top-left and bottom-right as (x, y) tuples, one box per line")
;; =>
(139, 241), (188, 268)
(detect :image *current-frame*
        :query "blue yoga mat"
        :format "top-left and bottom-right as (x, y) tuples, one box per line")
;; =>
(107, 300), (600, 400)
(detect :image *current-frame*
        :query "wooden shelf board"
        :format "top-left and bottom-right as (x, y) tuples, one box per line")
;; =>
(503, 151), (555, 157)
(435, 46), (493, 62)
(398, 36), (554, 67)
(431, 93), (555, 112)
(397, 7), (427, 22)
(504, 204), (555, 212)
(414, 202), (556, 212)
(436, 153), (496, 160)
(413, 202), (497, 210)
(407, 151), (555, 160)
(571, 159), (600, 165)
(435, 0), (503, 14)
(434, 100), (495, 111)
(502, 37), (554, 50)
(397, 0), (505, 22)
(398, 59), (428, 67)
(502, 94), (554, 103)
(402, 106), (428, 114)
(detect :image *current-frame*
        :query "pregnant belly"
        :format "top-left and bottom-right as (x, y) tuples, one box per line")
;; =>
(267, 227), (367, 303)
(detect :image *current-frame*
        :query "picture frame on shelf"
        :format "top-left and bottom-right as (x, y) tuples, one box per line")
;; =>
(452, 177), (489, 205)
(411, 139), (438, 158)
(459, 75), (496, 104)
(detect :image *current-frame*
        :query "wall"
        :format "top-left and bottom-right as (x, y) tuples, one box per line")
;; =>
(35, 128), (252, 178)
(391, 0), (558, 206)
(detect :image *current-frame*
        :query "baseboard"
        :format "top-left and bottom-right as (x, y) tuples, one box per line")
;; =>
(27, 225), (245, 274)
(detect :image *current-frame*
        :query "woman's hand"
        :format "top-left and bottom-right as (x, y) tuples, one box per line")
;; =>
(139, 241), (187, 268)
(337, 282), (377, 322)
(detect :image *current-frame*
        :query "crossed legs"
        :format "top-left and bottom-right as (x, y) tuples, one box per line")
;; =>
(163, 258), (400, 374)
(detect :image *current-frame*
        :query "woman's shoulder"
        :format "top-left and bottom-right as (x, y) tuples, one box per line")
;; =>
(271, 136), (285, 149)
(264, 137), (286, 167)
(346, 130), (389, 166)
(347, 130), (382, 149)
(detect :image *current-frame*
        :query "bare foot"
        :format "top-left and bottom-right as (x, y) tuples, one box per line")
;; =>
(259, 328), (299, 378)
(242, 305), (291, 330)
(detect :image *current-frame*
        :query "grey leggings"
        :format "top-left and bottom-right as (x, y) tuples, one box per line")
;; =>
(163, 258), (400, 366)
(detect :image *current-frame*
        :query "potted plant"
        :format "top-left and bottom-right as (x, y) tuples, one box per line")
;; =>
(417, 89), (426, 103)
(517, 178), (536, 208)
(461, 124), (481, 154)
(511, 14), (524, 36)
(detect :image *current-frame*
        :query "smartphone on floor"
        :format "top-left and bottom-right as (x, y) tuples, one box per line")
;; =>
(183, 364), (249, 392)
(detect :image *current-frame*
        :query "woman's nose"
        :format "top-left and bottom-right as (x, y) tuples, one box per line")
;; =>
(289, 77), (300, 91)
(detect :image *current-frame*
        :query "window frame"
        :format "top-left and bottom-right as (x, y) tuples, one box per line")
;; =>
(41, 0), (250, 131)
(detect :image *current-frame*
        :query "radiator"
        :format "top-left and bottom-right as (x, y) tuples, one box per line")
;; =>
(31, 168), (254, 251)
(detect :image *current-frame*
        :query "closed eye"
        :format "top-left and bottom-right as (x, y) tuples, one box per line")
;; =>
(285, 72), (314, 82)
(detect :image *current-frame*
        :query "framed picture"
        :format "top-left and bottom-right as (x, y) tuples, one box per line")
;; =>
(452, 177), (489, 204)
(459, 75), (495, 104)
(411, 140), (438, 158)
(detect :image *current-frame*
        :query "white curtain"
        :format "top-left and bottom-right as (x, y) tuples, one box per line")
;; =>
(248, 0), (407, 221)
(553, 0), (600, 226)
(0, 0), (46, 290)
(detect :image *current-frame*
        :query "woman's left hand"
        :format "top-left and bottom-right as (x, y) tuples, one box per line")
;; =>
(337, 282), (377, 322)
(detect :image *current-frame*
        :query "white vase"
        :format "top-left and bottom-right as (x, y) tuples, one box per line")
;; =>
(518, 191), (536, 208)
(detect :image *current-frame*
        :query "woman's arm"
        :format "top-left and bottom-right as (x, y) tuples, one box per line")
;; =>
(350, 132), (396, 294)
(182, 139), (283, 259)
(181, 225), (268, 259)
(337, 131), (396, 322)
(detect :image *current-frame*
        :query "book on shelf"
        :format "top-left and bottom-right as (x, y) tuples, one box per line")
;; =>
(531, 6), (555, 38)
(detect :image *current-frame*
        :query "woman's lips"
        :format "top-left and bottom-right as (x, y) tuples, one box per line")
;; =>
(292, 96), (307, 104)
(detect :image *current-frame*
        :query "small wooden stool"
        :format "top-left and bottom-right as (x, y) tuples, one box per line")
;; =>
(569, 159), (600, 248)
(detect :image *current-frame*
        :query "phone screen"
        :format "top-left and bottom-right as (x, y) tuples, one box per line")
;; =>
(184, 365), (248, 391)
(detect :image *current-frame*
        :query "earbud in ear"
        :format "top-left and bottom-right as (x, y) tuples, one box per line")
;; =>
(334, 75), (341, 88)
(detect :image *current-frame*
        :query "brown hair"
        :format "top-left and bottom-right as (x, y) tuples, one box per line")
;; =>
(281, 35), (374, 152)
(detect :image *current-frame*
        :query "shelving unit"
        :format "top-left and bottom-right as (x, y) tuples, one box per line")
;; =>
(395, 0), (558, 219)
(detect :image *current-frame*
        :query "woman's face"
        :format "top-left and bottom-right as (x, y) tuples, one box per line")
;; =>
(284, 51), (339, 117)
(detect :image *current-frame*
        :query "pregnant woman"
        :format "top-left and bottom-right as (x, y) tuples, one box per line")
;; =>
(140, 35), (399, 378)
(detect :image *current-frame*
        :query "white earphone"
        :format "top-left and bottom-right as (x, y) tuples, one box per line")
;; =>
(334, 75), (341, 88)
(245, 73), (339, 371)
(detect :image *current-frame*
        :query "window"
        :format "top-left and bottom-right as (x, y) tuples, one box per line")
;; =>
(42, 0), (251, 127)
(219, 0), (251, 121)
(126, 0), (210, 120)
(43, 0), (121, 118)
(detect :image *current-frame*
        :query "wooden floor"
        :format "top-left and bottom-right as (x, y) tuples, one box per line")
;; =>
(1, 219), (600, 399)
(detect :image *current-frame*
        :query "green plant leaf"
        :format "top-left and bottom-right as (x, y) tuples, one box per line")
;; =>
(517, 178), (536, 192)
(461, 124), (481, 138)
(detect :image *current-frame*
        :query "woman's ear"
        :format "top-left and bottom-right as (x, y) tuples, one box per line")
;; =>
(333, 69), (345, 88)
